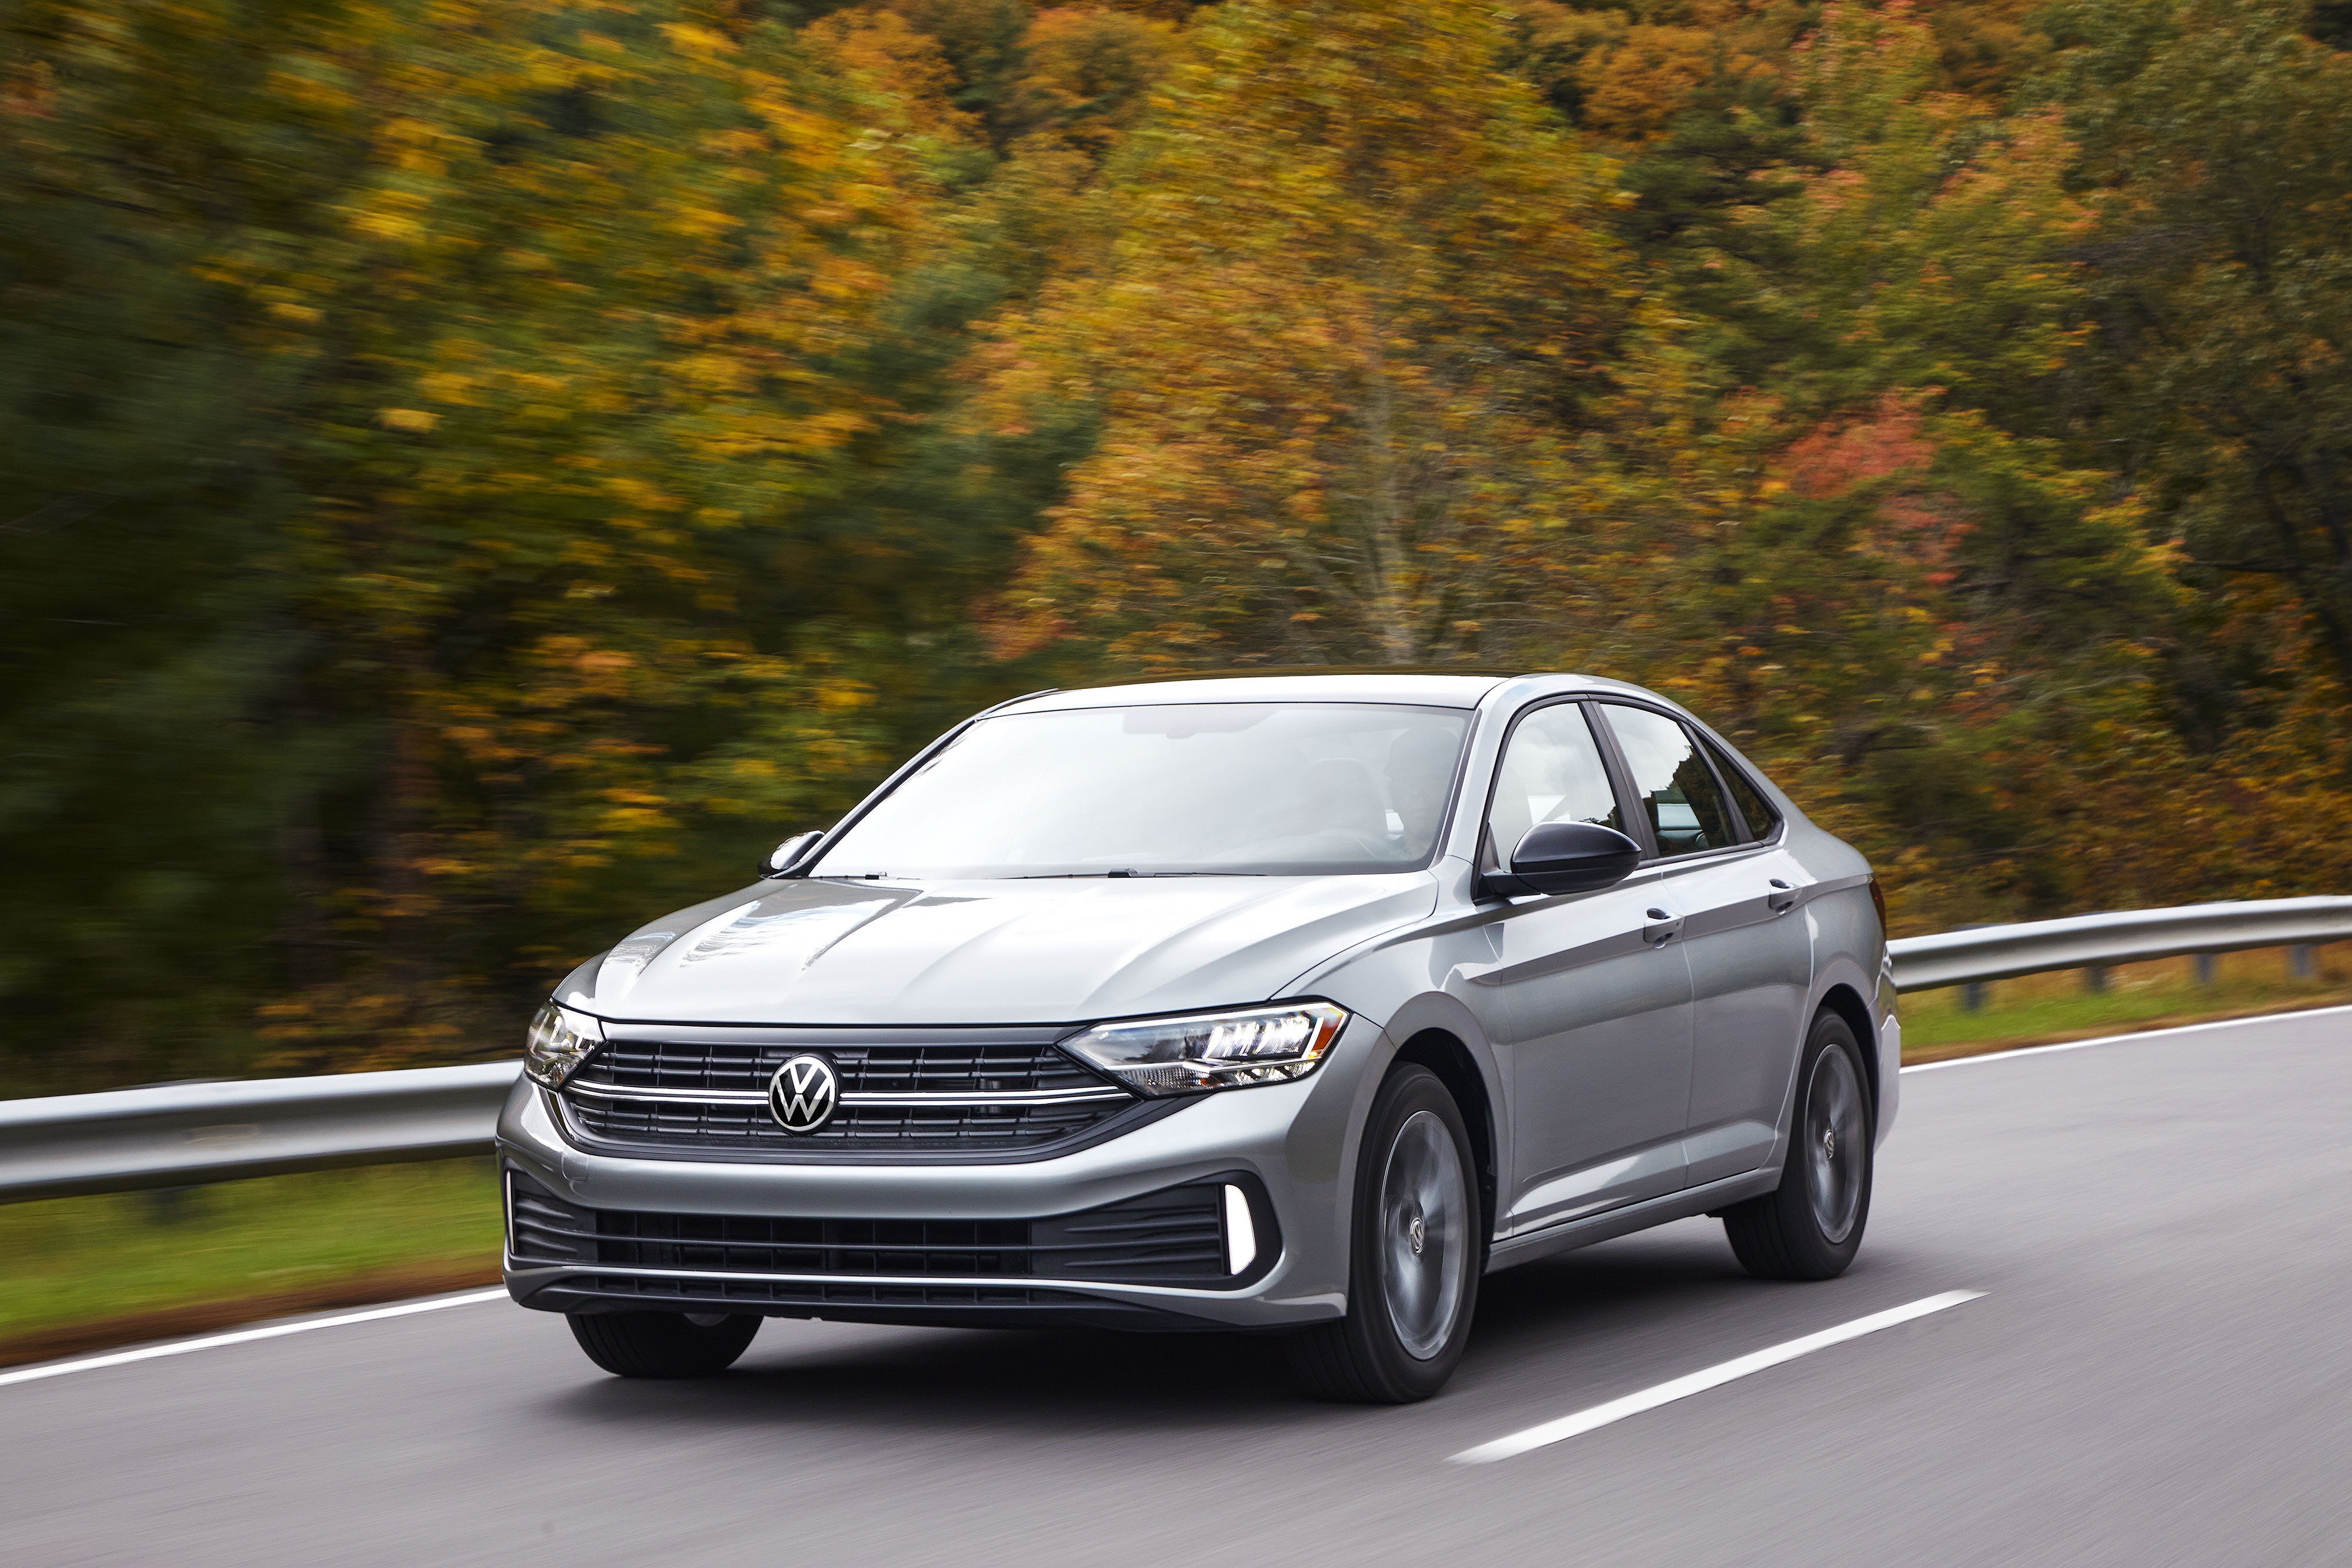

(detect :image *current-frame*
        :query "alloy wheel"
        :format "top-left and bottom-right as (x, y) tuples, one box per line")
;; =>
(1379, 1108), (1469, 1360)
(1804, 1045), (1867, 1244)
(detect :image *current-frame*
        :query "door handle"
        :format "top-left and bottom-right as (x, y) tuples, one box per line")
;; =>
(1643, 907), (1683, 945)
(1766, 878), (1798, 914)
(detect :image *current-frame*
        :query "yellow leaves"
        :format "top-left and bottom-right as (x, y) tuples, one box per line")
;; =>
(378, 407), (440, 432)
(816, 680), (873, 712)
(703, 128), (766, 161)
(657, 200), (742, 241)
(667, 353), (751, 393)
(657, 22), (737, 61)
(349, 203), (426, 244)
(416, 371), (477, 405)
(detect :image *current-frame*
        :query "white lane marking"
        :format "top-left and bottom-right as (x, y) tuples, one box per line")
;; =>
(1899, 1003), (2352, 1075)
(1448, 1289), (1986, 1465)
(0, 1289), (510, 1391)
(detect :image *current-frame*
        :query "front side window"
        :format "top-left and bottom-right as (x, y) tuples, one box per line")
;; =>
(1485, 703), (1623, 867)
(1599, 704), (1739, 857)
(810, 703), (1471, 878)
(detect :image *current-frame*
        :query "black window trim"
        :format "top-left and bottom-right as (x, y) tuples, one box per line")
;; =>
(1478, 691), (1786, 882)
(1588, 697), (1764, 865)
(1579, 698), (1663, 860)
(1696, 732), (1783, 847)
(1476, 694), (1653, 875)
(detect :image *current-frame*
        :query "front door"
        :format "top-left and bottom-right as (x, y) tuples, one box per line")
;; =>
(1593, 706), (1814, 1187)
(1468, 701), (1695, 1239)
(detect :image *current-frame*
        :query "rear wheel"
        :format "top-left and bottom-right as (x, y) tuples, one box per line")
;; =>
(1722, 1010), (1873, 1281)
(567, 1311), (761, 1378)
(1287, 1064), (1481, 1403)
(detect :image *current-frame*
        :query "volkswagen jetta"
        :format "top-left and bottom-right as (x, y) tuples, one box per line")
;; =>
(498, 672), (1895, 1402)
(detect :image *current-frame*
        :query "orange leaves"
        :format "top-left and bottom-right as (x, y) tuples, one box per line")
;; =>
(802, 7), (974, 142)
(1002, 6), (1175, 153)
(981, 0), (1636, 667)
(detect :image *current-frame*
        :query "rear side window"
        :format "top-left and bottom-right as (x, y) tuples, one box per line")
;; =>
(1598, 704), (1739, 857)
(1486, 703), (1624, 867)
(1705, 740), (1778, 841)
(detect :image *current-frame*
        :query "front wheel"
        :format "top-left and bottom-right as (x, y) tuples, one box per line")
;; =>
(1722, 1009), (1875, 1281)
(567, 1311), (761, 1378)
(1287, 1063), (1481, 1403)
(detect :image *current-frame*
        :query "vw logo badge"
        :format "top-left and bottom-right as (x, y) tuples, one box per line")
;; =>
(767, 1054), (840, 1134)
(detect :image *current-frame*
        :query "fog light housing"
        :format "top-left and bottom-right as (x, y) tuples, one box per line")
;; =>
(1060, 1002), (1348, 1096)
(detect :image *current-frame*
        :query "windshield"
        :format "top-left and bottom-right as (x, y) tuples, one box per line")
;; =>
(811, 703), (1471, 878)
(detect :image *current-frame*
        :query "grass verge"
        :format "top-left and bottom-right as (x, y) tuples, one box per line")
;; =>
(0, 1159), (499, 1368)
(1897, 941), (2352, 1064)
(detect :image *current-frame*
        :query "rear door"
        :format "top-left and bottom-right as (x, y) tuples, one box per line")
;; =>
(1592, 704), (1814, 1186)
(1468, 700), (1695, 1237)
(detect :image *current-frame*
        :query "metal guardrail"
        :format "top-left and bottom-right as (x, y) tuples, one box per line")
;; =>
(0, 1061), (521, 1203)
(1886, 895), (2352, 992)
(3, 896), (2347, 1203)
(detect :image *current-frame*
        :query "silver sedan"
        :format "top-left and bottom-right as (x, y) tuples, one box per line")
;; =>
(500, 672), (1894, 1402)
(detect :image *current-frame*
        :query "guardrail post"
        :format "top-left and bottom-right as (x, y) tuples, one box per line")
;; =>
(2194, 953), (2217, 986)
(2084, 965), (2109, 994)
(1960, 981), (1987, 1012)
(2290, 944), (2316, 981)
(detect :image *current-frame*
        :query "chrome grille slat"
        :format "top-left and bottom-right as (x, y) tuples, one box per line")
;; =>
(560, 1031), (1134, 1156)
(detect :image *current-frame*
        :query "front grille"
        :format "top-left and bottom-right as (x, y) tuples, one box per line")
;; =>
(558, 1030), (1137, 1158)
(577, 1037), (1105, 1096)
(507, 1172), (1257, 1289)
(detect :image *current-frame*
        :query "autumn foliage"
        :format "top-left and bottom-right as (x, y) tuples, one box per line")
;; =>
(5, 0), (2352, 1089)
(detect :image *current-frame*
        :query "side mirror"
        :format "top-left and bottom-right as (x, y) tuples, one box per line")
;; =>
(763, 830), (824, 877)
(1486, 821), (1642, 898)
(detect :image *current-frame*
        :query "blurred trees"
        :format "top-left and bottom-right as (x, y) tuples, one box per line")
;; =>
(983, 0), (1632, 667)
(2040, 0), (2352, 696)
(1, 0), (1026, 1086)
(5, 0), (2351, 1090)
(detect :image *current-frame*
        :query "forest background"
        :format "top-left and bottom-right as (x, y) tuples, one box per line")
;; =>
(6, 0), (2352, 1094)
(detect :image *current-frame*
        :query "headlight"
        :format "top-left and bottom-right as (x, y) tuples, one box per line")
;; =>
(1060, 1002), (1349, 1096)
(524, 1001), (603, 1088)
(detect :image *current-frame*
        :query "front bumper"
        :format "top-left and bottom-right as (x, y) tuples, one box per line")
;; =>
(495, 1039), (1366, 1332)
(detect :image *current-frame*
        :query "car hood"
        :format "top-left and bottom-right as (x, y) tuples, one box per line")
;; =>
(559, 873), (1438, 1026)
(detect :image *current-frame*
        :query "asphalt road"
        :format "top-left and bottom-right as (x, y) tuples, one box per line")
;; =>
(8, 1008), (2350, 1568)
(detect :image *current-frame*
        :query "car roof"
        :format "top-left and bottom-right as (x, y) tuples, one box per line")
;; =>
(1003, 671), (1547, 713)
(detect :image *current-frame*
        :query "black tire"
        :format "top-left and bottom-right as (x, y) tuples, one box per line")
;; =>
(1723, 1009), (1875, 1281)
(567, 1311), (761, 1378)
(1287, 1064), (1482, 1404)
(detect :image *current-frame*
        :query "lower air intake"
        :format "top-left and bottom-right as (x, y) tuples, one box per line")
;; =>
(507, 1171), (1274, 1290)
